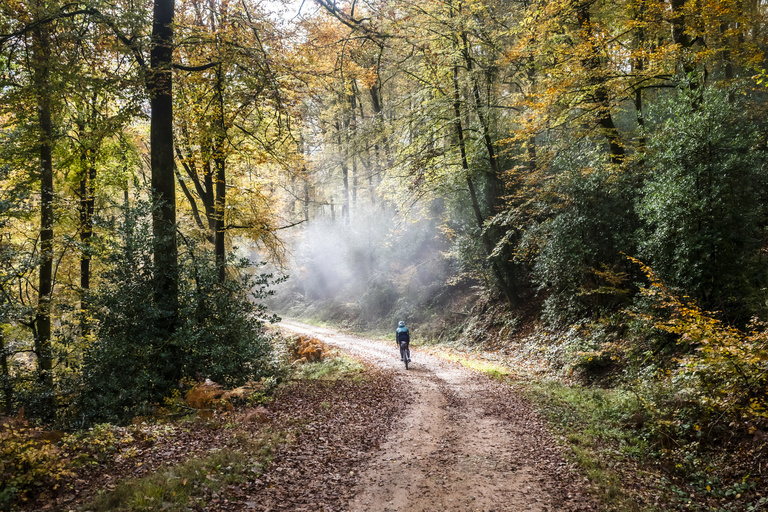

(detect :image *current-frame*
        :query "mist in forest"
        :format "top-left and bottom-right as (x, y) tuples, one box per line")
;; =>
(269, 205), (456, 330)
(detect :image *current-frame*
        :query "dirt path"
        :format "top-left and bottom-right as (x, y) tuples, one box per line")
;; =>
(280, 320), (596, 512)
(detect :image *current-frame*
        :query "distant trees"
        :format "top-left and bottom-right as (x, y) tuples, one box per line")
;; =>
(300, 0), (768, 326)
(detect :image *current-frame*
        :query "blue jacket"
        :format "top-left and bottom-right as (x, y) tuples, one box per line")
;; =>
(396, 326), (410, 344)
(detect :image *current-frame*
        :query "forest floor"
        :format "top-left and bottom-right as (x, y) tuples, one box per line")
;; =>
(21, 321), (599, 512)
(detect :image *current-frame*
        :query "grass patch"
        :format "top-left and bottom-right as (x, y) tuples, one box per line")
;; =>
(427, 348), (512, 381)
(521, 380), (651, 511)
(84, 450), (248, 511)
(81, 430), (281, 512)
(292, 354), (366, 381)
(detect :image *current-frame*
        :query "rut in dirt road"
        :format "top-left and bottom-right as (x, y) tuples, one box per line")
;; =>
(280, 320), (596, 512)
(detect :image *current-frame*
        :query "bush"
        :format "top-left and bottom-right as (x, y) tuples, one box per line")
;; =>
(76, 205), (280, 426)
(630, 257), (768, 453)
(0, 418), (71, 510)
(519, 140), (639, 325)
(637, 86), (768, 319)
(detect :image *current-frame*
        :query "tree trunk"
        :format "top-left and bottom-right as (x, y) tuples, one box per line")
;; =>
(633, 0), (647, 152)
(150, 0), (179, 323)
(576, 3), (625, 165)
(213, 65), (227, 283)
(669, 0), (697, 78)
(32, 18), (54, 397)
(451, 63), (516, 306)
(350, 83), (359, 209)
(336, 118), (350, 223)
(1, 327), (11, 415)
(525, 58), (537, 173)
(369, 83), (390, 189)
(79, 149), (96, 335)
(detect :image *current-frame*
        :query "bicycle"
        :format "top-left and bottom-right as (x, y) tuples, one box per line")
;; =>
(399, 340), (410, 370)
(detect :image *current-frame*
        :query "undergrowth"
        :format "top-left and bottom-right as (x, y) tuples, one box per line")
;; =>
(81, 430), (279, 512)
(521, 382), (651, 511)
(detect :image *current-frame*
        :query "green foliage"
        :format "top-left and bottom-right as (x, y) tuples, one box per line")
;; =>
(637, 86), (768, 318)
(84, 448), (252, 512)
(77, 203), (280, 425)
(520, 141), (639, 325)
(0, 420), (72, 511)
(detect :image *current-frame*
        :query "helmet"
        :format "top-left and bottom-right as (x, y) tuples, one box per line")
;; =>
(398, 321), (405, 327)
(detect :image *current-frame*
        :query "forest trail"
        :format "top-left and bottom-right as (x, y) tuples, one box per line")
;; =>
(279, 320), (595, 512)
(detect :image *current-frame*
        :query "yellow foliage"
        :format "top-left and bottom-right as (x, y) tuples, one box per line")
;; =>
(184, 380), (227, 410)
(0, 417), (73, 507)
(169, 379), (268, 413)
(629, 257), (768, 425)
(286, 335), (327, 364)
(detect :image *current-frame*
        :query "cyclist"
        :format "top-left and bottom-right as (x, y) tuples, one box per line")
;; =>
(396, 320), (411, 363)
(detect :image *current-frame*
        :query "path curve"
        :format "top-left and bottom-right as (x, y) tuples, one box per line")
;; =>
(279, 320), (595, 512)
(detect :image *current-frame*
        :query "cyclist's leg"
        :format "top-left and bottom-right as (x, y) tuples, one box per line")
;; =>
(406, 343), (411, 361)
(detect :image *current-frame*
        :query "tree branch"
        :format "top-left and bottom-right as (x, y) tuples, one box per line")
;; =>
(173, 61), (220, 72)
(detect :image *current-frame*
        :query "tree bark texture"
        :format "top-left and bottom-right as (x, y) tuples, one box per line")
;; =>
(150, 0), (179, 322)
(32, 19), (54, 394)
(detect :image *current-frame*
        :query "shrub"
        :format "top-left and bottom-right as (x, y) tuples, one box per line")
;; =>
(637, 86), (768, 319)
(286, 335), (327, 364)
(518, 140), (639, 326)
(630, 257), (768, 449)
(0, 418), (72, 510)
(76, 205), (280, 426)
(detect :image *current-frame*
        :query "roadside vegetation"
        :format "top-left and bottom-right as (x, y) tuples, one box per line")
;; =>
(1, 337), (398, 512)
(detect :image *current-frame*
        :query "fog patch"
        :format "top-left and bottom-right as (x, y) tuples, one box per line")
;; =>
(269, 206), (455, 330)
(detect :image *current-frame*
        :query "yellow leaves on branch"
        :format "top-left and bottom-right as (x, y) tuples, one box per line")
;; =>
(0, 415), (73, 504)
(628, 256), (768, 421)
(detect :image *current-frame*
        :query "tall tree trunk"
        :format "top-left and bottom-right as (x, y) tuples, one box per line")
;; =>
(669, 0), (697, 77)
(1, 327), (11, 415)
(77, 95), (98, 336)
(461, 33), (499, 179)
(354, 82), (376, 206)
(213, 65), (226, 283)
(370, 83), (390, 187)
(631, 0), (647, 152)
(32, 18), (54, 397)
(525, 57), (537, 174)
(79, 149), (96, 335)
(150, 0), (179, 323)
(336, 118), (350, 224)
(350, 86), (358, 209)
